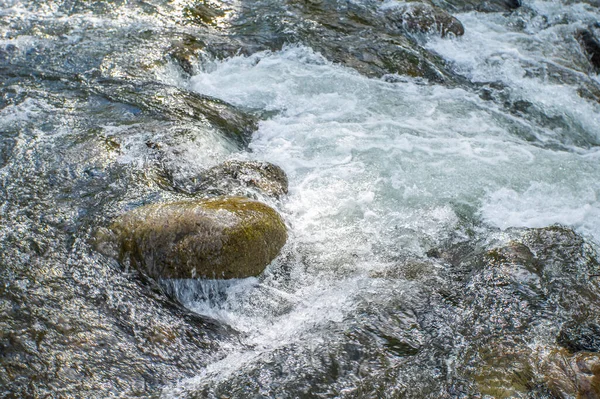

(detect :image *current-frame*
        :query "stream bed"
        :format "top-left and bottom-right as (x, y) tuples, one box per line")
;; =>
(2, 0), (600, 397)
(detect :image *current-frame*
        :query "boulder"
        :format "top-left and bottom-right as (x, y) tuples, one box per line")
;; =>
(109, 197), (287, 279)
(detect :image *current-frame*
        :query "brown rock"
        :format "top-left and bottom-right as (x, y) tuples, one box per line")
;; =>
(109, 197), (287, 279)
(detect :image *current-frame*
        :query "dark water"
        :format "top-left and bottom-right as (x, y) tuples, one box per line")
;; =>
(2, 0), (600, 397)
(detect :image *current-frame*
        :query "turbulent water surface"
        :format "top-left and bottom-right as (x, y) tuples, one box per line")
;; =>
(2, 0), (600, 397)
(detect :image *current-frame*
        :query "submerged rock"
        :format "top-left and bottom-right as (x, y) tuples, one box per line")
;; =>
(169, 160), (289, 198)
(430, 0), (520, 13)
(95, 80), (258, 147)
(428, 224), (600, 397)
(181, 0), (463, 83)
(109, 197), (287, 280)
(558, 321), (600, 353)
(383, 3), (465, 37)
(540, 349), (600, 398)
(0, 137), (15, 168)
(522, 225), (600, 279)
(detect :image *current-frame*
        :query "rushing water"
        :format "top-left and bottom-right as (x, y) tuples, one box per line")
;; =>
(2, 0), (600, 397)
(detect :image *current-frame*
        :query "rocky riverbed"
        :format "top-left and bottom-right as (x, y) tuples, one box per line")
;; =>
(1, 0), (600, 397)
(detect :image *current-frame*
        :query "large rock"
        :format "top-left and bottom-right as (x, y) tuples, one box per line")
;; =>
(109, 197), (287, 279)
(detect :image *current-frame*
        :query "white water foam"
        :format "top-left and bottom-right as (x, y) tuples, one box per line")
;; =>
(481, 182), (600, 242)
(425, 0), (600, 243)
(161, 41), (600, 394)
(427, 1), (600, 144)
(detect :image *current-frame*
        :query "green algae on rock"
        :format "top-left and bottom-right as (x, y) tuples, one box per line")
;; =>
(110, 197), (287, 280)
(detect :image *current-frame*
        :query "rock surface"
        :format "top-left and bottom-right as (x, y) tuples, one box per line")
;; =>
(558, 321), (600, 353)
(180, 0), (464, 83)
(95, 80), (258, 147)
(110, 197), (287, 280)
(383, 3), (465, 37)
(578, 29), (600, 72)
(540, 349), (600, 398)
(168, 160), (289, 198)
(430, 0), (520, 13)
(426, 225), (600, 397)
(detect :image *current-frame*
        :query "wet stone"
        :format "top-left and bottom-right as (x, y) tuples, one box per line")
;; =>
(383, 3), (465, 37)
(184, 1), (226, 26)
(168, 160), (289, 199)
(523, 225), (600, 278)
(577, 29), (600, 72)
(168, 36), (208, 76)
(0, 137), (16, 168)
(95, 81), (258, 146)
(469, 340), (538, 398)
(558, 321), (600, 353)
(107, 197), (288, 280)
(540, 349), (600, 398)
(484, 241), (539, 273)
(179, 0), (463, 82)
(430, 0), (520, 12)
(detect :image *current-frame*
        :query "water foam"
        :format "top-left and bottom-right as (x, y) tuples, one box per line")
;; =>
(160, 43), (600, 394)
(427, 2), (600, 144)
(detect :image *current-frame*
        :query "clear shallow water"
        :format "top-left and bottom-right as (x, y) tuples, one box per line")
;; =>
(2, 0), (600, 397)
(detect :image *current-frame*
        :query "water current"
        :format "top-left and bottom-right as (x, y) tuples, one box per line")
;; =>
(1, 0), (600, 397)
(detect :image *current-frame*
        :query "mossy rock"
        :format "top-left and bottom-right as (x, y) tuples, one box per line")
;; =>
(110, 197), (287, 279)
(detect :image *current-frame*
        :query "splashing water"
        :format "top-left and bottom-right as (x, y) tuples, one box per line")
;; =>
(2, 0), (600, 397)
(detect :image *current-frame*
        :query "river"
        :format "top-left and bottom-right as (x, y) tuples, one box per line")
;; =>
(1, 0), (600, 397)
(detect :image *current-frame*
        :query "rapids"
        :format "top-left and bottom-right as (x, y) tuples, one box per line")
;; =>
(1, 0), (600, 397)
